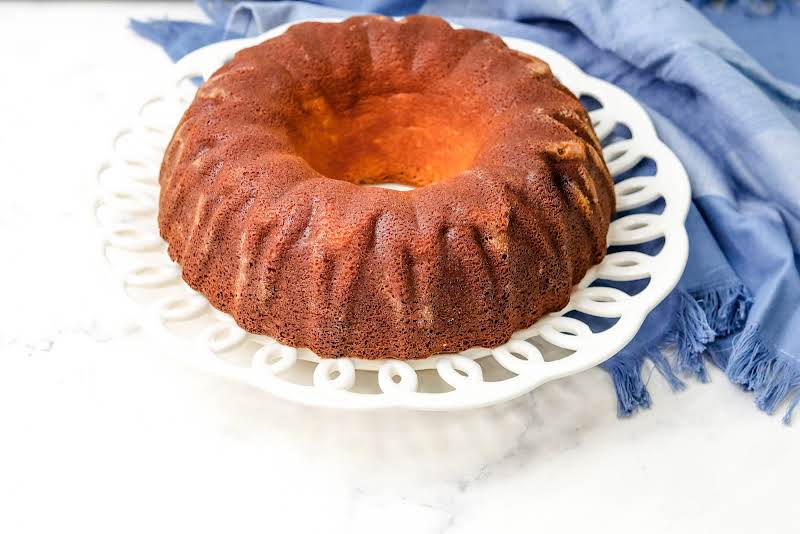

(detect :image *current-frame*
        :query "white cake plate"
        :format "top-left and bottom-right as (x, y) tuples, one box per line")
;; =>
(95, 19), (690, 411)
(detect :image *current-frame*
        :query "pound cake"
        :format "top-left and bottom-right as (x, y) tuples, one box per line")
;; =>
(158, 15), (615, 360)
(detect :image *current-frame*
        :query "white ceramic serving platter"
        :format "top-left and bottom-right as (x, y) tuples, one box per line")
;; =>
(96, 18), (690, 411)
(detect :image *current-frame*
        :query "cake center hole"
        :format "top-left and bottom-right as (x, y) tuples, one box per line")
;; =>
(293, 93), (483, 188)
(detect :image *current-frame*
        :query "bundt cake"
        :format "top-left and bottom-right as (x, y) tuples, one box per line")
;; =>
(158, 15), (615, 360)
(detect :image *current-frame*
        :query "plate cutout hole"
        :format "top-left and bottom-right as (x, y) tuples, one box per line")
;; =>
(622, 184), (645, 195)
(557, 325), (581, 336)
(603, 123), (633, 145)
(605, 147), (626, 163)
(579, 94), (602, 112)
(165, 300), (185, 311)
(625, 221), (648, 231)
(117, 228), (137, 238)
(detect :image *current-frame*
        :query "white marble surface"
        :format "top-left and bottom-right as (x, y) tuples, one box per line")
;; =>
(1, 3), (798, 533)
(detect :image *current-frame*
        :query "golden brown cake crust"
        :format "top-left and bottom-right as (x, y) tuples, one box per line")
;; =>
(158, 15), (615, 359)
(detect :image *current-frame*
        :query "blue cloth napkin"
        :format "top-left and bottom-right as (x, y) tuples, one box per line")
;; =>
(133, 0), (800, 421)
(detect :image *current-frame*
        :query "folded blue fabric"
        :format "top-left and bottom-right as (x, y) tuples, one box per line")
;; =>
(133, 0), (800, 421)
